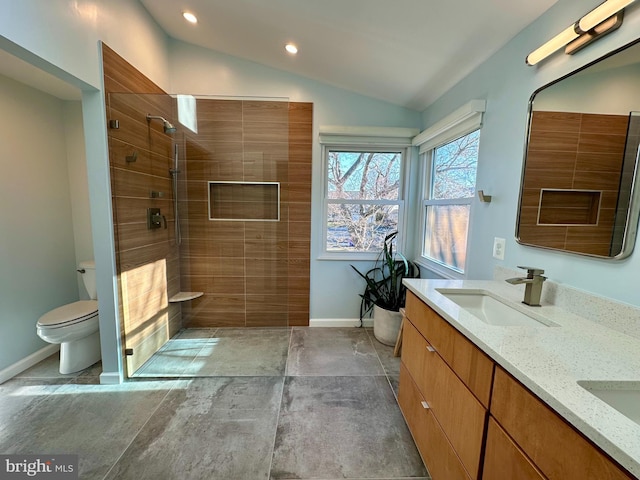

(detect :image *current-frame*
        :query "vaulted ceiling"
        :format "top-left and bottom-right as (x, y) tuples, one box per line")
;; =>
(141, 0), (559, 110)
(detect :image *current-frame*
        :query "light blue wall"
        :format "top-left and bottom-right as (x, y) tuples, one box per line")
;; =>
(169, 40), (422, 320)
(0, 75), (78, 371)
(418, 0), (640, 307)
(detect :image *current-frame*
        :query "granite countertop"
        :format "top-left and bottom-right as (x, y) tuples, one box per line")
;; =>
(403, 278), (640, 478)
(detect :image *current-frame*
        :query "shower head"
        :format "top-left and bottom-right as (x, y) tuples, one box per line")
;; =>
(146, 114), (177, 134)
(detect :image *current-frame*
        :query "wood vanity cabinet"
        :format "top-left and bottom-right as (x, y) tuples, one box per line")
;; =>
(487, 367), (635, 480)
(399, 290), (636, 480)
(399, 291), (495, 480)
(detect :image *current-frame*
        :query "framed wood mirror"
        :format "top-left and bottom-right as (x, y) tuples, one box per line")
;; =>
(516, 39), (640, 259)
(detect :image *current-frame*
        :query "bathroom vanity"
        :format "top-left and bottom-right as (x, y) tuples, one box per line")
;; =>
(398, 279), (640, 480)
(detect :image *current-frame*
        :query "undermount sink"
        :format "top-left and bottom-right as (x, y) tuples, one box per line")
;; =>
(436, 288), (558, 327)
(578, 381), (640, 426)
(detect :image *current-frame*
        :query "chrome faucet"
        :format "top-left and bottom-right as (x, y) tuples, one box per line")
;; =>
(506, 266), (546, 306)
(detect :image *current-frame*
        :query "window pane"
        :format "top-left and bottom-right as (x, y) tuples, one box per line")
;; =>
(423, 204), (470, 272)
(432, 131), (479, 200)
(327, 151), (400, 200)
(327, 203), (398, 252)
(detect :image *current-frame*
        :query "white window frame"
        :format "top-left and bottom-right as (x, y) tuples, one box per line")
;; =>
(318, 126), (418, 261)
(412, 100), (485, 278)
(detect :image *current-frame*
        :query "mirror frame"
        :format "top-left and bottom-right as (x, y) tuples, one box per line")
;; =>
(516, 37), (640, 260)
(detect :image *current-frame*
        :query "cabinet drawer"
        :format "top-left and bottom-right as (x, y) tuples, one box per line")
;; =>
(402, 320), (486, 480)
(405, 291), (494, 407)
(483, 417), (545, 480)
(398, 363), (472, 480)
(491, 367), (634, 480)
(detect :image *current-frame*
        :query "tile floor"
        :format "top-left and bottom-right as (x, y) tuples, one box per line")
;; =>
(1, 327), (429, 480)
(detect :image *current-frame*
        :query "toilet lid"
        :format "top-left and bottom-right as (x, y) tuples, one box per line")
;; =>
(37, 300), (99, 327)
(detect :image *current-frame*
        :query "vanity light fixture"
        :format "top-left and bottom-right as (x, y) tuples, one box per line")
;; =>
(526, 0), (636, 66)
(285, 43), (298, 55)
(182, 11), (198, 24)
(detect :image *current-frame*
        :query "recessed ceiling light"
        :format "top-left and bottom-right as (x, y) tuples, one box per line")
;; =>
(285, 43), (298, 55)
(182, 11), (198, 24)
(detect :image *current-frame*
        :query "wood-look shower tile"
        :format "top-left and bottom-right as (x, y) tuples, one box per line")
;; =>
(245, 221), (288, 240)
(288, 240), (310, 258)
(186, 156), (244, 182)
(116, 223), (170, 252)
(196, 98), (242, 122)
(187, 293), (246, 311)
(186, 220), (245, 240)
(288, 258), (310, 278)
(518, 206), (541, 226)
(289, 102), (313, 123)
(182, 256), (245, 277)
(111, 168), (171, 199)
(243, 121), (288, 143)
(289, 221), (311, 241)
(530, 111), (581, 133)
(575, 151), (624, 172)
(186, 139), (243, 159)
(577, 133), (626, 156)
(186, 276), (245, 295)
(522, 168), (573, 190)
(288, 162), (312, 184)
(573, 170), (622, 190)
(245, 259), (288, 278)
(528, 130), (579, 152)
(283, 182), (312, 203)
(195, 120), (243, 142)
(246, 294), (288, 313)
(107, 106), (173, 157)
(287, 294), (310, 311)
(118, 243), (175, 271)
(287, 311), (310, 326)
(580, 113), (629, 135)
(243, 142), (289, 160)
(181, 237), (246, 258)
(524, 150), (576, 170)
(108, 92), (173, 130)
(244, 239), (288, 259)
(245, 313), (289, 327)
(183, 311), (246, 328)
(102, 44), (165, 94)
(245, 277), (289, 296)
(518, 226), (568, 248)
(114, 197), (172, 225)
(289, 122), (313, 144)
(120, 259), (170, 299)
(287, 202), (311, 222)
(242, 100), (289, 123)
(288, 142), (312, 163)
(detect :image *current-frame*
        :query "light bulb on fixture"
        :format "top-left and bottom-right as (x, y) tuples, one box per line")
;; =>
(579, 0), (635, 32)
(285, 43), (298, 55)
(183, 11), (198, 24)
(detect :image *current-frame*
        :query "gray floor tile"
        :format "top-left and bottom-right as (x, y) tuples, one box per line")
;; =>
(0, 380), (174, 480)
(104, 377), (284, 480)
(367, 328), (401, 396)
(133, 338), (216, 377)
(191, 328), (291, 376)
(286, 327), (385, 376)
(15, 353), (101, 379)
(271, 375), (427, 479)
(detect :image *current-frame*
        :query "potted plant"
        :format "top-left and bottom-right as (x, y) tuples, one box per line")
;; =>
(351, 231), (420, 345)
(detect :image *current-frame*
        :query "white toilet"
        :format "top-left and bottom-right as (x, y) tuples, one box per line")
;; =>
(36, 260), (101, 374)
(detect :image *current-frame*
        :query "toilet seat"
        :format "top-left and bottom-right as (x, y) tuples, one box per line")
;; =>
(37, 300), (99, 329)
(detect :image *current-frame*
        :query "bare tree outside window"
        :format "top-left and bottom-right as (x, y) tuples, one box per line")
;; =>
(326, 150), (402, 252)
(423, 130), (480, 272)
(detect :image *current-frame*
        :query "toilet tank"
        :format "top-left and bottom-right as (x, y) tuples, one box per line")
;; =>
(79, 260), (97, 300)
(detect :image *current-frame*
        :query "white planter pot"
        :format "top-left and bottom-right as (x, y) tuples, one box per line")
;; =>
(373, 305), (403, 346)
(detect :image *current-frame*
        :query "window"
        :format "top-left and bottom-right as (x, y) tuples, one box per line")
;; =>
(421, 130), (480, 274)
(322, 147), (406, 256)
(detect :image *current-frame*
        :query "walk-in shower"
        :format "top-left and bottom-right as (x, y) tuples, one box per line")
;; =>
(146, 113), (176, 134)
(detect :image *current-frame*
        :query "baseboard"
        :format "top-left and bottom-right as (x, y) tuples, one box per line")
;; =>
(99, 371), (124, 385)
(0, 344), (60, 384)
(309, 318), (373, 327)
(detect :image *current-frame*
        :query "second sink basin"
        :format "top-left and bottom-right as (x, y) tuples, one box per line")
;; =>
(436, 288), (558, 327)
(578, 381), (640, 426)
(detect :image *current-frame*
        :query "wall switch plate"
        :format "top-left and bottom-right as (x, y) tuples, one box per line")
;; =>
(493, 237), (506, 260)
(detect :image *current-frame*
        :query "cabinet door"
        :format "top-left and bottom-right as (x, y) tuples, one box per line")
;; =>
(491, 367), (634, 480)
(398, 363), (472, 480)
(483, 417), (546, 480)
(405, 291), (494, 407)
(403, 320), (486, 480)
